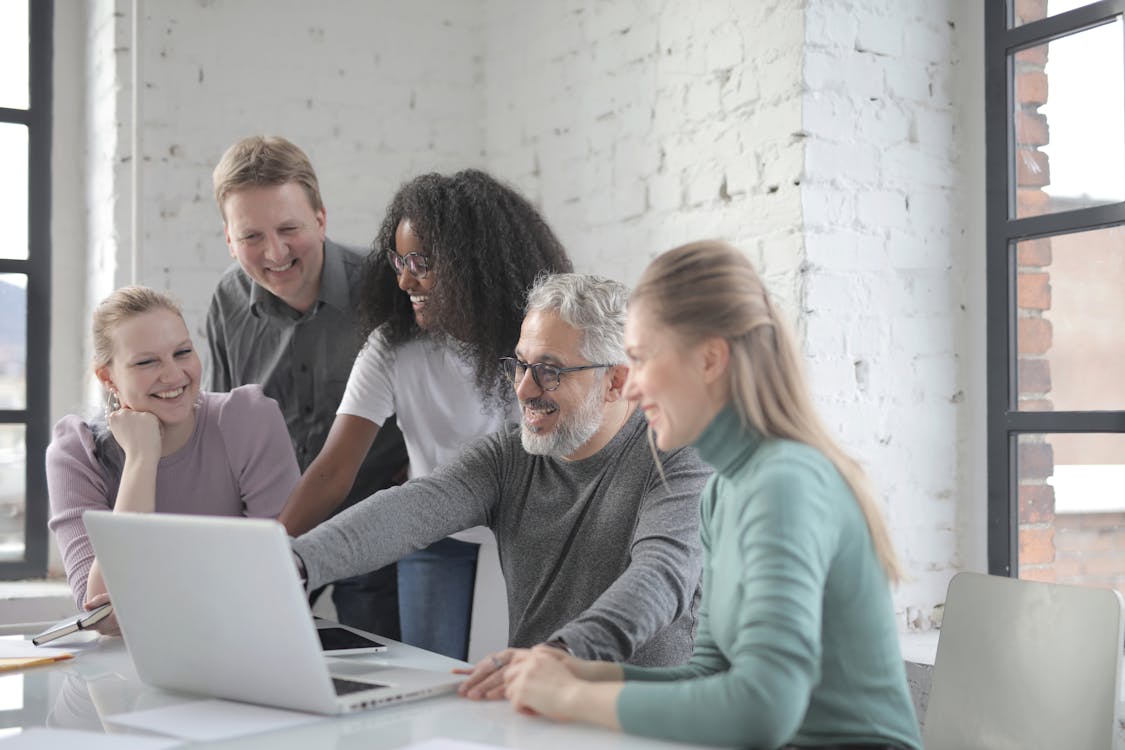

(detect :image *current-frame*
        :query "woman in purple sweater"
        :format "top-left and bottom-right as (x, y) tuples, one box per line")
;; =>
(47, 286), (298, 633)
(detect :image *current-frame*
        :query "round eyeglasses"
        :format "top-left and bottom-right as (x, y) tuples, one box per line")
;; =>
(386, 250), (432, 280)
(499, 356), (613, 392)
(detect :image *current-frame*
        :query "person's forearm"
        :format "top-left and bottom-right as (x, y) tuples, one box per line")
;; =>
(87, 453), (158, 601)
(84, 559), (108, 604)
(563, 681), (624, 730)
(578, 660), (625, 683)
(280, 415), (379, 536)
(279, 462), (355, 536)
(114, 455), (158, 513)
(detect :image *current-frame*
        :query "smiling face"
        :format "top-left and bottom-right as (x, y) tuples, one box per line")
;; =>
(514, 309), (612, 458)
(223, 181), (327, 314)
(392, 218), (437, 329)
(96, 309), (202, 429)
(624, 303), (722, 451)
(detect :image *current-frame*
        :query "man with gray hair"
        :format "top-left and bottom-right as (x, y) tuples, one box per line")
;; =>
(292, 273), (709, 697)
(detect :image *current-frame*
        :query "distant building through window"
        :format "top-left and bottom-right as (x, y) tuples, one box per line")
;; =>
(987, 0), (1125, 596)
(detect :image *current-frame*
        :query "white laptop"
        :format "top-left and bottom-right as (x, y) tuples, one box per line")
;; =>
(84, 510), (463, 715)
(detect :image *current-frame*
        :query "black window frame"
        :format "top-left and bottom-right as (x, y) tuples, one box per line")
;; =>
(0, 0), (52, 578)
(985, 0), (1125, 576)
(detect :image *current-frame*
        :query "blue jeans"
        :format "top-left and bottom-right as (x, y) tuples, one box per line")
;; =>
(397, 537), (479, 660)
(316, 563), (400, 640)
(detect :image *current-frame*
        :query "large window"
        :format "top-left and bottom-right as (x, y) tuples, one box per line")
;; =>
(986, 0), (1125, 594)
(0, 0), (51, 577)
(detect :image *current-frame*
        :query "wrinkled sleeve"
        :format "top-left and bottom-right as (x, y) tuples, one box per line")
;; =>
(548, 446), (708, 663)
(45, 417), (113, 609)
(292, 432), (504, 589)
(616, 462), (839, 749)
(217, 385), (300, 519)
(621, 477), (729, 682)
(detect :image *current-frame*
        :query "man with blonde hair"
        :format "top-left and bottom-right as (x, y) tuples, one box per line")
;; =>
(205, 135), (407, 637)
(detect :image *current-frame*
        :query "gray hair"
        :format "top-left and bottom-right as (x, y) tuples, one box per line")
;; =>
(524, 273), (628, 364)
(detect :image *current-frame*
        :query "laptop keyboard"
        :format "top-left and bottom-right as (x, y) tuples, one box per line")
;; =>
(332, 677), (383, 695)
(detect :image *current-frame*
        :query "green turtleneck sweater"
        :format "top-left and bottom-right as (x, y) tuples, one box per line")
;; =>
(615, 406), (922, 750)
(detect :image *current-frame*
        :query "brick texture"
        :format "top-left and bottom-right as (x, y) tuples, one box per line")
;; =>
(1019, 526), (1056, 565)
(1018, 441), (1054, 481)
(1019, 483), (1055, 525)
(1017, 272), (1051, 310)
(1017, 358), (1051, 397)
(81, 0), (981, 634)
(1017, 237), (1052, 267)
(1053, 511), (1125, 600)
(1017, 316), (1053, 355)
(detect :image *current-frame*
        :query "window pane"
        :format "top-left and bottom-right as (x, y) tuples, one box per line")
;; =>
(1013, 0), (1102, 27)
(1012, 18), (1125, 218)
(0, 274), (25, 411)
(1013, 227), (1125, 411)
(0, 123), (28, 260)
(1017, 433), (1125, 600)
(0, 423), (26, 562)
(0, 0), (28, 110)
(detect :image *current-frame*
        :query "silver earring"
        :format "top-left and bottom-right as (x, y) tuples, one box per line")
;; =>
(104, 389), (121, 421)
(193, 391), (203, 411)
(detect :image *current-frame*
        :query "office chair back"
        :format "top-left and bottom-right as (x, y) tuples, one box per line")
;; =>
(923, 571), (1123, 750)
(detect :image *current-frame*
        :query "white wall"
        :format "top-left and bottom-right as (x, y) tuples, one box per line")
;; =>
(94, 0), (487, 340)
(482, 0), (805, 310)
(800, 0), (982, 624)
(54, 0), (987, 626)
(480, 0), (983, 624)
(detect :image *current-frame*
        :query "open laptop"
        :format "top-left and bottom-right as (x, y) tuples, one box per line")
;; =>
(84, 511), (463, 715)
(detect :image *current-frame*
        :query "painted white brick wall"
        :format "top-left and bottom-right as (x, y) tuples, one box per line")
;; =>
(802, 0), (972, 626)
(482, 0), (976, 627)
(482, 0), (806, 315)
(69, 0), (985, 627)
(108, 0), (486, 342)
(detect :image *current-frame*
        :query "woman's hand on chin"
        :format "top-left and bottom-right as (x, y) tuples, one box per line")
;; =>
(107, 407), (163, 459)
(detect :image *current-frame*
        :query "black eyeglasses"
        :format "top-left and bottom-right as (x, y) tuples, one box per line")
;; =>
(499, 357), (613, 392)
(386, 251), (432, 280)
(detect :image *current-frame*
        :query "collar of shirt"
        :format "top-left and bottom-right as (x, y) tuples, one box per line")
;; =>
(692, 403), (764, 476)
(248, 239), (353, 321)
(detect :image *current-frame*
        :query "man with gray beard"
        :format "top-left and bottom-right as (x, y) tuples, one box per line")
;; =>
(292, 273), (709, 697)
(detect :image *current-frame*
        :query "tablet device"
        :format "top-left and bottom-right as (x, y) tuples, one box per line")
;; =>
(315, 620), (388, 655)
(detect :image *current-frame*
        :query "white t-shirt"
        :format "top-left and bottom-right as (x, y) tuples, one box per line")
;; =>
(338, 332), (517, 543)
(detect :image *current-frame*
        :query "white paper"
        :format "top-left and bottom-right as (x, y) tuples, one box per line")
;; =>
(398, 740), (510, 750)
(0, 640), (73, 660)
(106, 699), (319, 741)
(0, 728), (182, 749)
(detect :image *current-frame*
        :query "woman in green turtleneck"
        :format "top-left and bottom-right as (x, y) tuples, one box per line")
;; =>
(502, 240), (922, 750)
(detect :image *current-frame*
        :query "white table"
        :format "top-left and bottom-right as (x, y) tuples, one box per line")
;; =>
(0, 633), (711, 749)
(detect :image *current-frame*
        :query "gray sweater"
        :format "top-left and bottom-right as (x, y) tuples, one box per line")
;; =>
(294, 409), (709, 666)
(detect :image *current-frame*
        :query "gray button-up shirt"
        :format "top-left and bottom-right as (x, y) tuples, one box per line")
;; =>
(205, 239), (407, 507)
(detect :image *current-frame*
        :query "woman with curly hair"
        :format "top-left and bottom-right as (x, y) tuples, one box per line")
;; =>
(280, 169), (572, 660)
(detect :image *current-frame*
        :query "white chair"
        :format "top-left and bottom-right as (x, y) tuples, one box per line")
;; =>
(924, 571), (1124, 750)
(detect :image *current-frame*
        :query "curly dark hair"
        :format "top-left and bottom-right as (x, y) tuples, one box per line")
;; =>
(359, 169), (573, 403)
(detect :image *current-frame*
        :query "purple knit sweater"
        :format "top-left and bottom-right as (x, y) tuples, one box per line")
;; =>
(46, 385), (298, 607)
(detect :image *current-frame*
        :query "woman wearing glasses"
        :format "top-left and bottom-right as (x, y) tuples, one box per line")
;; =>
(501, 241), (922, 750)
(280, 170), (571, 660)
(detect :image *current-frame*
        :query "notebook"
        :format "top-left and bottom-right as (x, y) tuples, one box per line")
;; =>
(84, 511), (463, 715)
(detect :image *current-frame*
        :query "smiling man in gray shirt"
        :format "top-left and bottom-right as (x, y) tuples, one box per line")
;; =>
(205, 135), (407, 638)
(293, 273), (709, 696)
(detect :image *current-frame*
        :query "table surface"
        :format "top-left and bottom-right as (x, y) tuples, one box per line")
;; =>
(0, 632), (713, 749)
